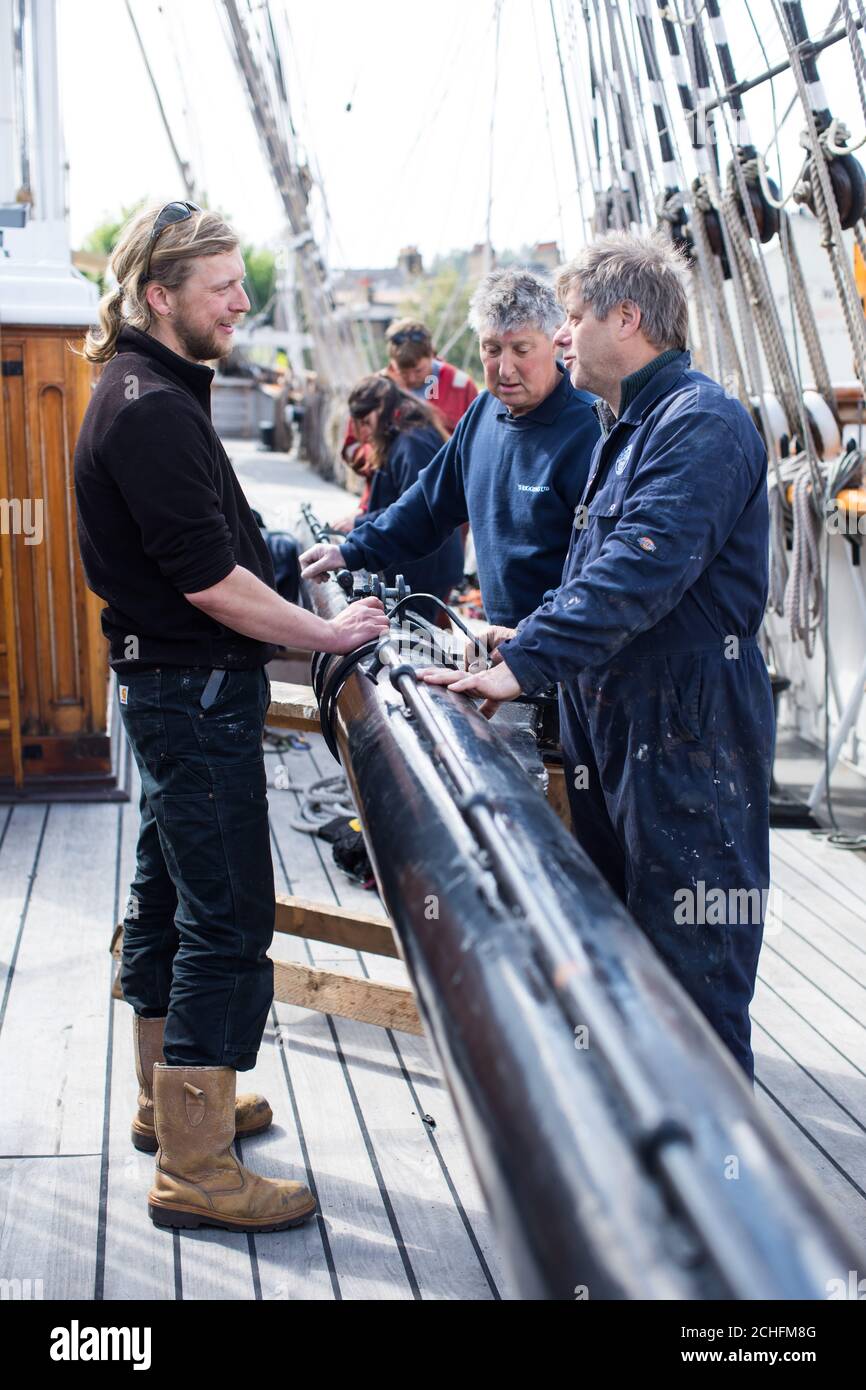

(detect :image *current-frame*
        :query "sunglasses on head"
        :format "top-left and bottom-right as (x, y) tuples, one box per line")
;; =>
(141, 200), (202, 283)
(389, 329), (430, 348)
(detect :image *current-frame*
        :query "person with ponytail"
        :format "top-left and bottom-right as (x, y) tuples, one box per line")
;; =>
(345, 374), (464, 625)
(82, 203), (240, 364)
(73, 202), (388, 1238)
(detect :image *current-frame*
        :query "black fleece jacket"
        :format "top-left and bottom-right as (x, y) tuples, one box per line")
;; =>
(74, 326), (277, 673)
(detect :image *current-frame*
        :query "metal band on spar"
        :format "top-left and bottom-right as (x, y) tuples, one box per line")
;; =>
(297, 507), (864, 1300)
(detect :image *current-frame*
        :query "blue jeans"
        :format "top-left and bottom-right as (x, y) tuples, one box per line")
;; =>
(117, 665), (274, 1071)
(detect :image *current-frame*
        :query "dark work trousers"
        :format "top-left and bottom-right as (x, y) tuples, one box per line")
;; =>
(117, 665), (275, 1071)
(560, 643), (773, 1083)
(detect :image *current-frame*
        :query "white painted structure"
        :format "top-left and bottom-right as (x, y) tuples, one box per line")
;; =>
(0, 0), (96, 325)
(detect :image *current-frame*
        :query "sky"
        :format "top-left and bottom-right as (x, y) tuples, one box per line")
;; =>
(57, 1), (855, 270)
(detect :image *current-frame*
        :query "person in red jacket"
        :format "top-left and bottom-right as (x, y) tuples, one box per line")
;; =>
(334, 318), (478, 531)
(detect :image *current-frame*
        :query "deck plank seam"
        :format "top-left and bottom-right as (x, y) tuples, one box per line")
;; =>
(764, 910), (866, 989)
(755, 1078), (866, 1201)
(0, 803), (50, 1037)
(770, 847), (866, 952)
(270, 753), (419, 1297)
(286, 738), (501, 1294)
(271, 739), (503, 1299)
(773, 832), (866, 913)
(760, 940), (866, 1031)
(172, 1231), (183, 1301)
(237, 1180), (263, 1300)
(267, 810), (342, 1297)
(755, 973), (866, 1077)
(93, 768), (128, 1302)
(752, 1018), (866, 1133)
(384, 1028), (501, 1300)
(301, 742), (376, 982)
(325, 1013), (420, 1299)
(0, 804), (13, 855)
(0, 1151), (103, 1158)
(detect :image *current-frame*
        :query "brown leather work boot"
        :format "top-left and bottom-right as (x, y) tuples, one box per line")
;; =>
(148, 1064), (317, 1233)
(130, 1015), (272, 1153)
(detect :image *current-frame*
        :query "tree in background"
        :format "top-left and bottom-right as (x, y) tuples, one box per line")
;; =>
(77, 200), (147, 293)
(240, 242), (276, 321)
(398, 254), (483, 383)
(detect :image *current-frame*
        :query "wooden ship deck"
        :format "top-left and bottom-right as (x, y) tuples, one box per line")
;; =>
(2, 445), (866, 1300)
(0, 718), (865, 1299)
(0, 727), (507, 1300)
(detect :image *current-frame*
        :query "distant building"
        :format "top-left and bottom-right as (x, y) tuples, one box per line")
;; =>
(468, 242), (495, 278)
(332, 238), (563, 347)
(397, 245), (424, 278)
(531, 240), (560, 272)
(332, 255), (412, 343)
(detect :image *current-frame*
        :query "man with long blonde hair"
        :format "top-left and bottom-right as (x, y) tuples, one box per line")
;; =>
(74, 201), (388, 1233)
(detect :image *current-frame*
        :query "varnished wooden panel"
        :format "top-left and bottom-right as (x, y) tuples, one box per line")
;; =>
(0, 325), (109, 783)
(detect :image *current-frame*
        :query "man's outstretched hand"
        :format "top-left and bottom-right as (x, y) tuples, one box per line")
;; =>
(418, 658), (522, 719)
(462, 624), (518, 671)
(299, 542), (345, 581)
(326, 598), (389, 653)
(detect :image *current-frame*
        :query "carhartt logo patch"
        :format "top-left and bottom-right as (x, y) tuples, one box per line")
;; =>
(119, 685), (128, 705)
(638, 536), (656, 553)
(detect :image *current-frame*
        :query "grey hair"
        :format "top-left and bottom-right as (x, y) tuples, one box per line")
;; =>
(554, 231), (689, 351)
(467, 267), (562, 337)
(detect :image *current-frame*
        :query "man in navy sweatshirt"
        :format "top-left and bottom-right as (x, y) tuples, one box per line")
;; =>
(299, 268), (600, 626)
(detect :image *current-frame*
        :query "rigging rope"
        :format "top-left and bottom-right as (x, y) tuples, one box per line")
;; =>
(583, 0), (632, 227)
(773, 0), (866, 392)
(603, 0), (653, 219)
(690, 0), (832, 559)
(841, 0), (866, 131)
(651, 0), (740, 382)
(549, 0), (590, 237)
(483, 0), (504, 275)
(284, 773), (357, 836)
(741, 0), (836, 409)
(614, 0), (661, 208)
(701, 2), (843, 663)
(678, 4), (770, 419)
(534, 2), (571, 252)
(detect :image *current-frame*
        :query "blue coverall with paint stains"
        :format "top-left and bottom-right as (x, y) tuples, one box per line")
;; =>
(501, 352), (773, 1080)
